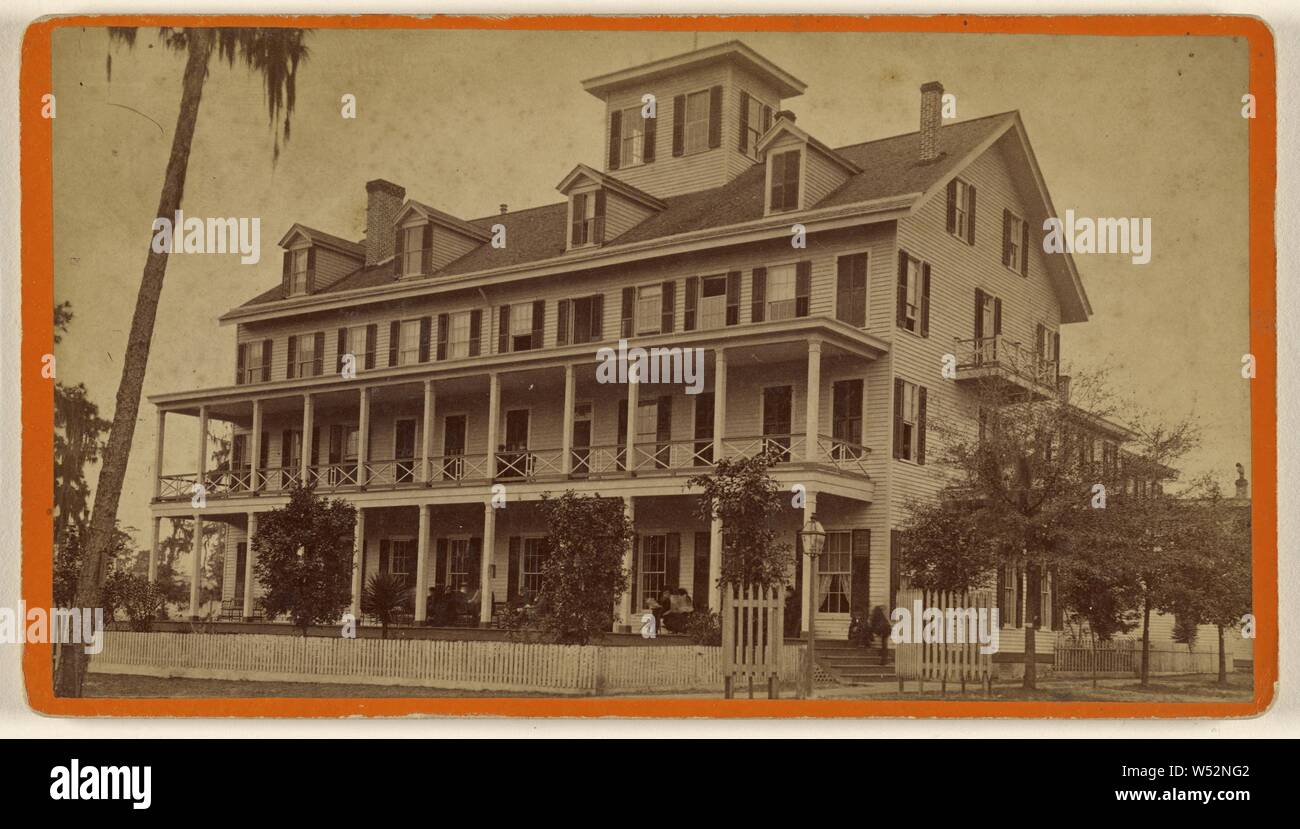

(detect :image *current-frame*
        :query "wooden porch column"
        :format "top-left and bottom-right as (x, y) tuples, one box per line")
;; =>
(249, 400), (263, 494)
(801, 491), (818, 635)
(350, 508), (366, 617)
(618, 495), (636, 628)
(625, 372), (639, 472)
(188, 513), (203, 620)
(486, 373), (500, 478)
(421, 380), (435, 484)
(805, 340), (822, 462)
(480, 501), (496, 625)
(147, 516), (161, 583)
(712, 349), (727, 462)
(153, 410), (166, 499)
(301, 393), (314, 484)
(243, 512), (258, 621)
(560, 364), (576, 474)
(196, 405), (209, 495)
(357, 387), (371, 487)
(414, 504), (431, 623)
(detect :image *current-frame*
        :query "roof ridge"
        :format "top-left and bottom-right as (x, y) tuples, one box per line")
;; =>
(832, 110), (1017, 153)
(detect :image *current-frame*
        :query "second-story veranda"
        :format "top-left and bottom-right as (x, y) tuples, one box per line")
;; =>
(149, 318), (888, 516)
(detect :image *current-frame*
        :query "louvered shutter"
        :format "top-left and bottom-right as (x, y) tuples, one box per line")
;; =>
(364, 324), (377, 370)
(436, 313), (448, 361)
(975, 288), (986, 339)
(707, 86), (722, 148)
(312, 331), (325, 376)
(892, 377), (904, 459)
(836, 257), (853, 325)
(508, 536), (521, 603)
(388, 321), (399, 366)
(531, 300), (544, 350)
(671, 95), (685, 157)
(306, 248), (317, 293)
(236, 343), (247, 385)
(660, 281), (675, 333)
(418, 316), (432, 363)
(917, 386), (928, 465)
(379, 539), (390, 576)
(261, 340), (272, 382)
(591, 295), (604, 340)
(738, 90), (750, 153)
(281, 250), (291, 295)
(556, 299), (570, 346)
(1002, 209), (1012, 267)
(896, 250), (908, 328)
(795, 261), (811, 317)
(570, 193), (586, 247)
(996, 566), (1007, 628)
(920, 263), (932, 337)
(393, 226), (403, 277)
(725, 271), (740, 325)
(967, 185), (977, 245)
(1015, 567), (1023, 627)
(683, 276), (698, 331)
(643, 110), (656, 163)
(850, 529), (871, 616)
(593, 189), (606, 245)
(1049, 565), (1062, 630)
(620, 287), (634, 338)
(945, 180), (957, 233)
(336, 328), (347, 373)
(498, 305), (511, 354)
(1026, 564), (1042, 628)
(469, 310), (482, 357)
(993, 297), (1003, 336)
(1021, 218), (1030, 276)
(286, 335), (297, 379)
(608, 110), (622, 170)
(751, 268), (766, 323)
(434, 538), (448, 588)
(420, 223), (433, 275)
(629, 536), (641, 612)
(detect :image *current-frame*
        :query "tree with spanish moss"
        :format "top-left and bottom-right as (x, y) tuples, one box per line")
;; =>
(57, 27), (310, 696)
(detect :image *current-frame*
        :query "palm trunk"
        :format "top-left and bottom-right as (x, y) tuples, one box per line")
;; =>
(54, 30), (213, 697)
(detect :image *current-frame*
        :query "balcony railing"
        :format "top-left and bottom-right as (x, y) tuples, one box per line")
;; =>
(155, 434), (872, 502)
(954, 335), (1058, 389)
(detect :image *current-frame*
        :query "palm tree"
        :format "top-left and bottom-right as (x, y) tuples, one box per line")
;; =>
(362, 573), (413, 641)
(55, 27), (309, 697)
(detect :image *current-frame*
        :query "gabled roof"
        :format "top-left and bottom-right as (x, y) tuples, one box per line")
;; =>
(234, 112), (1088, 324)
(555, 164), (667, 211)
(393, 200), (493, 242)
(756, 119), (862, 175)
(276, 223), (365, 258)
(581, 39), (806, 100)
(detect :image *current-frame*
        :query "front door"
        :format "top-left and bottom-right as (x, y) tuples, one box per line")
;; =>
(762, 386), (793, 461)
(442, 415), (467, 480)
(571, 403), (592, 475)
(394, 419), (416, 482)
(500, 409), (530, 478)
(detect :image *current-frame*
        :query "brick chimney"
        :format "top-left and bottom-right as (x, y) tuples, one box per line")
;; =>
(365, 179), (406, 266)
(919, 81), (944, 163)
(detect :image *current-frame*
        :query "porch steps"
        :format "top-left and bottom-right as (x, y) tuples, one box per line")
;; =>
(813, 640), (896, 685)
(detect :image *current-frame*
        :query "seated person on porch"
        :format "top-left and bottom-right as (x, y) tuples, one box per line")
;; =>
(661, 588), (695, 634)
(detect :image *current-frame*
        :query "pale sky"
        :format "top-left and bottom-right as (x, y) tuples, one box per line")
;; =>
(50, 27), (1252, 548)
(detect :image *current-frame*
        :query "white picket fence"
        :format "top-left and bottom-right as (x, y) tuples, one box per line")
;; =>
(90, 632), (804, 695)
(893, 588), (995, 693)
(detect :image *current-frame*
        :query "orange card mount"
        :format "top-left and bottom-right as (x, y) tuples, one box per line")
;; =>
(21, 14), (1276, 718)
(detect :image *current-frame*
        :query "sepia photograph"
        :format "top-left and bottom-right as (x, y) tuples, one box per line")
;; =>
(33, 19), (1268, 714)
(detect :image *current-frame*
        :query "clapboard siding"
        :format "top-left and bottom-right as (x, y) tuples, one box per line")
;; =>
(889, 135), (1066, 532)
(314, 248), (362, 291)
(604, 191), (657, 241)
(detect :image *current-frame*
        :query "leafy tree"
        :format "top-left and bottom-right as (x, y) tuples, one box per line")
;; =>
(687, 450), (791, 589)
(533, 491), (632, 644)
(251, 486), (355, 636)
(103, 571), (168, 632)
(58, 26), (310, 696)
(897, 499), (999, 594)
(362, 573), (411, 640)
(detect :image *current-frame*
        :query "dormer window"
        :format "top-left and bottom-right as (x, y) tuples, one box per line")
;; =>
(768, 149), (802, 213)
(401, 224), (425, 277)
(290, 248), (310, 294)
(570, 190), (606, 247)
(738, 91), (773, 158)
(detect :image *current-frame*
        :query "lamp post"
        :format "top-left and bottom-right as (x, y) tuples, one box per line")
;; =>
(799, 514), (826, 699)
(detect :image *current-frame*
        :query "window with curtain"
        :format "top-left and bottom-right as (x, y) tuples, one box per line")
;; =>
(818, 531), (852, 613)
